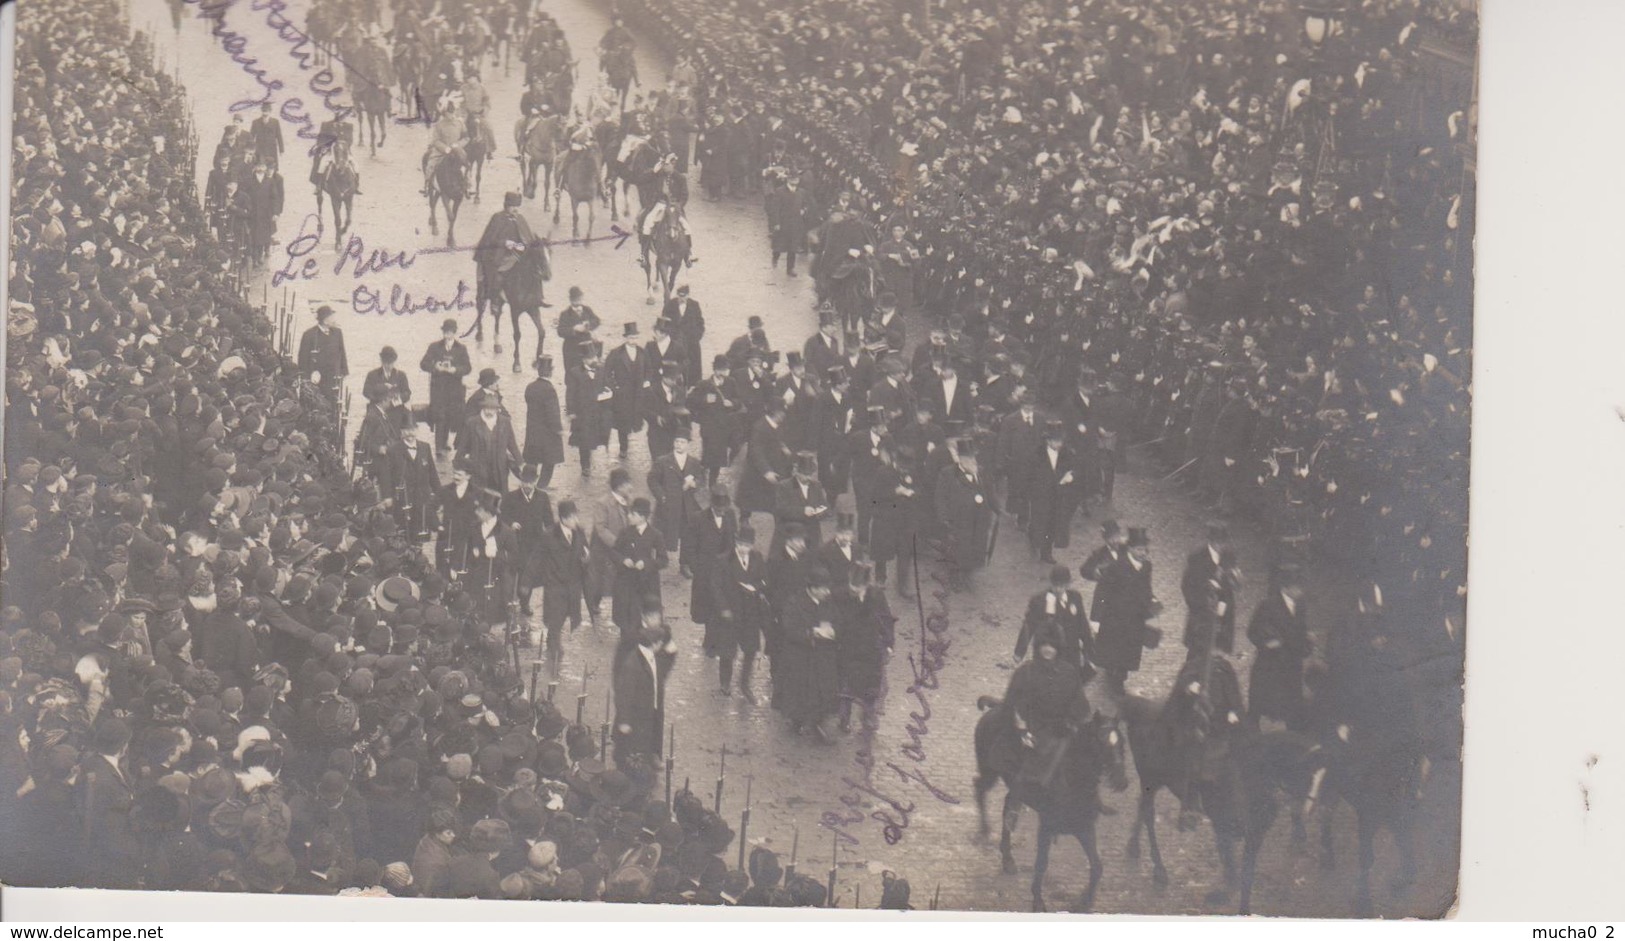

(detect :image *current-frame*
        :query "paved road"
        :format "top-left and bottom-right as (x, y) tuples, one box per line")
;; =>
(137, 0), (1458, 915)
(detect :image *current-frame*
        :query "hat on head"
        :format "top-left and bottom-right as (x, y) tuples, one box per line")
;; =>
(468, 818), (513, 854)
(623, 322), (639, 338)
(712, 354), (730, 370)
(630, 497), (652, 517)
(536, 355), (553, 375)
(747, 316), (764, 330)
(477, 368), (499, 388)
(315, 305), (336, 321)
(794, 451), (818, 476)
(441, 318), (458, 332)
(504, 191), (522, 208)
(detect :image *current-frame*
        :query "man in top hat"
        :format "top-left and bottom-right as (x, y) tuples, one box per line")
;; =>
(297, 305), (348, 396)
(421, 318), (473, 454)
(816, 365), (857, 498)
(474, 191), (538, 285)
(726, 316), (772, 370)
(876, 223), (920, 314)
(773, 451), (831, 558)
(458, 395), (522, 497)
(612, 612), (677, 763)
(776, 350), (817, 451)
(565, 337), (614, 464)
(707, 520), (765, 702)
(996, 392), (1044, 532)
(647, 424), (702, 564)
(1182, 522), (1241, 655)
(386, 424), (440, 540)
(848, 404), (893, 547)
(1095, 527), (1158, 696)
(816, 513), (862, 588)
(935, 438), (998, 590)
(1081, 519), (1128, 583)
(523, 355), (564, 486)
(646, 317), (689, 389)
(363, 346), (412, 427)
(604, 322), (652, 459)
(777, 566), (839, 742)
(1093, 373), (1135, 504)
(1027, 419), (1085, 564)
(356, 381), (401, 481)
(1003, 610), (1091, 787)
(660, 283), (705, 379)
(737, 398), (791, 519)
(1246, 565), (1311, 731)
(536, 498), (590, 668)
(689, 481), (737, 625)
(503, 464), (554, 618)
(641, 363), (690, 458)
(557, 287), (601, 375)
(803, 316), (843, 379)
(868, 356), (914, 425)
(926, 358), (974, 437)
(251, 100), (284, 171)
(689, 354), (739, 486)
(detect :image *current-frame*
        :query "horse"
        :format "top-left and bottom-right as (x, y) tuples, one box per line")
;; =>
(606, 132), (662, 223)
(463, 112), (492, 200)
(971, 696), (1129, 913)
(320, 152), (359, 248)
(600, 45), (637, 114)
(349, 48), (393, 154)
(1119, 692), (1326, 915)
(515, 113), (563, 206)
(473, 238), (553, 371)
(639, 206), (690, 304)
(555, 142), (601, 238)
(427, 148), (468, 247)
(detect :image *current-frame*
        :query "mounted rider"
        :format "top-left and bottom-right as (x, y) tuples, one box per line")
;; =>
(310, 110), (356, 190)
(460, 70), (497, 156)
(599, 15), (635, 59)
(423, 95), (468, 196)
(1161, 560), (1249, 830)
(1002, 616), (1092, 787)
(639, 153), (696, 265)
(474, 191), (538, 278)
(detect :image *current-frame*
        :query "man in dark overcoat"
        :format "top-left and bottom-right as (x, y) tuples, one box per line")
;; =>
(737, 400), (791, 519)
(647, 425), (703, 562)
(523, 355), (564, 486)
(764, 173), (811, 275)
(613, 617), (678, 763)
(457, 397), (521, 497)
(777, 567), (839, 743)
(603, 322), (652, 458)
(1095, 528), (1158, 695)
(708, 523), (768, 703)
(1246, 569), (1311, 729)
(1182, 522), (1240, 654)
(934, 439), (998, 589)
(420, 318), (473, 454)
(297, 305), (348, 396)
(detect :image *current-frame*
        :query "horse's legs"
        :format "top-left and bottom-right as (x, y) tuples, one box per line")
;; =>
(1354, 812), (1378, 917)
(428, 192), (438, 236)
(1204, 826), (1238, 907)
(445, 199), (459, 248)
(1126, 786), (1147, 858)
(1030, 821), (1051, 913)
(1076, 819), (1102, 913)
(570, 198), (580, 239)
(1142, 789), (1169, 887)
(973, 769), (994, 840)
(1237, 828), (1264, 916)
(999, 790), (1019, 874)
(1319, 791), (1338, 871)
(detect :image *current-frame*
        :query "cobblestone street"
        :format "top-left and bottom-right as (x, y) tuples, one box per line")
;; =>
(135, 0), (1460, 915)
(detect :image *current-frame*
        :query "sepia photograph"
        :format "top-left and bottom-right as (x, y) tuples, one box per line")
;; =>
(1, 0), (1482, 920)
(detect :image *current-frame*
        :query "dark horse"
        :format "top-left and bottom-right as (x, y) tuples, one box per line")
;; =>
(639, 207), (690, 305)
(317, 147), (359, 248)
(605, 130), (662, 223)
(463, 112), (492, 200)
(1119, 692), (1325, 914)
(972, 696), (1129, 912)
(515, 113), (563, 206)
(472, 238), (552, 371)
(427, 148), (467, 246)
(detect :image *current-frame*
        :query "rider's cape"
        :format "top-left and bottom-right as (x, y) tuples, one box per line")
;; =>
(474, 210), (536, 274)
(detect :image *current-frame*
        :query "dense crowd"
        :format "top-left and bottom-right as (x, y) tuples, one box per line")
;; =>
(0, 0), (919, 907)
(616, 0), (1473, 708)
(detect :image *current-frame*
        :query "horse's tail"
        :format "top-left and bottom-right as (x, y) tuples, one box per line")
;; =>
(976, 695), (1003, 712)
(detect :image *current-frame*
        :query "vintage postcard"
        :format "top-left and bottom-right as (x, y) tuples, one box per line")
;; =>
(2, 0), (1473, 917)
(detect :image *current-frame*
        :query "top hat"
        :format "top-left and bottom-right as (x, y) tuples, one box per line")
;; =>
(785, 351), (803, 368)
(747, 316), (764, 330)
(504, 191), (523, 208)
(623, 322), (639, 338)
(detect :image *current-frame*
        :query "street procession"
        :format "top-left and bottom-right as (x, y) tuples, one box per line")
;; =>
(1, 0), (1475, 917)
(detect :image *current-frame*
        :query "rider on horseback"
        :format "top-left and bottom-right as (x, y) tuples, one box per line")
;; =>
(310, 112), (356, 191)
(1163, 574), (1249, 830)
(474, 191), (537, 275)
(1004, 618), (1092, 787)
(423, 98), (467, 196)
(461, 71), (496, 155)
(640, 153), (696, 266)
(599, 15), (635, 59)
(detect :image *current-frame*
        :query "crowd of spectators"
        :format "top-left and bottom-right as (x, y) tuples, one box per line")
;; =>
(0, 0), (895, 906)
(618, 0), (1473, 702)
